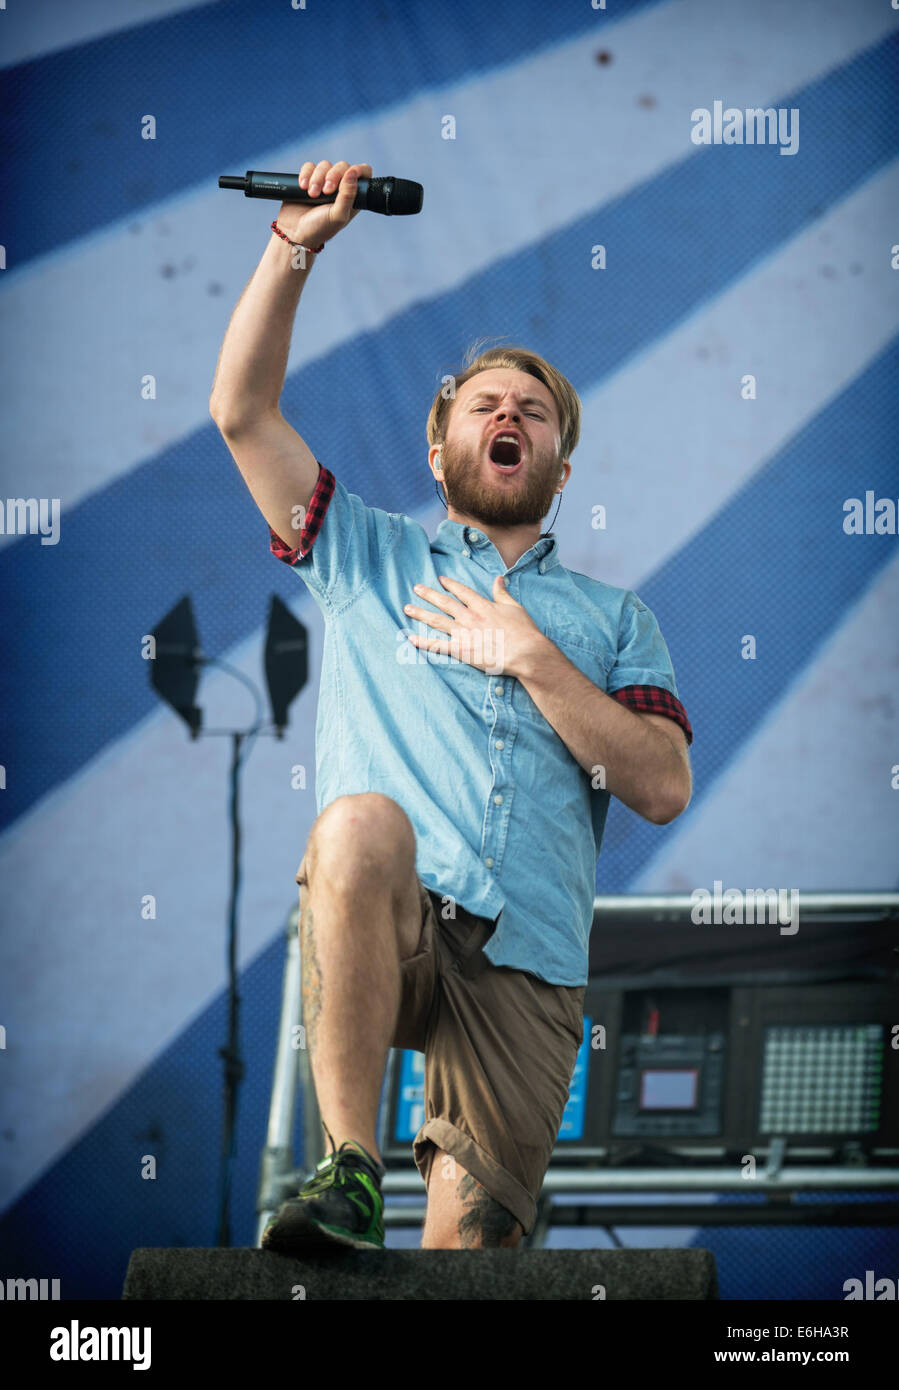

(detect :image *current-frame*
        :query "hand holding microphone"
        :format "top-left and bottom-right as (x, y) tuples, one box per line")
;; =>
(275, 160), (373, 252)
(218, 159), (424, 252)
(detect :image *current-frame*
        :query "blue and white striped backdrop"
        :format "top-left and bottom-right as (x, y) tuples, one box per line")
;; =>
(1, 0), (897, 1297)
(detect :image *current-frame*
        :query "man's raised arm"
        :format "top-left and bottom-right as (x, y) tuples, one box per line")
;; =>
(209, 159), (372, 545)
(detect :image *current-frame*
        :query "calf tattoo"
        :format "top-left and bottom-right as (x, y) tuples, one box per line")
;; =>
(300, 905), (323, 1050)
(457, 1172), (519, 1248)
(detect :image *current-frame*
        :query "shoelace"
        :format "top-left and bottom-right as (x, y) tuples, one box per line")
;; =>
(303, 1150), (364, 1193)
(302, 1122), (378, 1195)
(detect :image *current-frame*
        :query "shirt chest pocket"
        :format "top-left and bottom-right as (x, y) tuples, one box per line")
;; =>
(511, 626), (615, 723)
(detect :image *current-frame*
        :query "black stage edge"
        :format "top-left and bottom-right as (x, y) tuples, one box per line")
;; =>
(121, 1246), (718, 1300)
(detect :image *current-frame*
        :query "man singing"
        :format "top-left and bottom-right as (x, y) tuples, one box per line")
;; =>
(210, 158), (693, 1253)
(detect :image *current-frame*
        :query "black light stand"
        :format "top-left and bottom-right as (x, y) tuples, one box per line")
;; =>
(147, 593), (308, 1246)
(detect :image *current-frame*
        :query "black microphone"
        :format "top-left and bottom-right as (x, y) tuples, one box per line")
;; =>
(218, 171), (423, 216)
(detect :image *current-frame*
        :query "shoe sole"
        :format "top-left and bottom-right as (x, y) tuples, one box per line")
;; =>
(262, 1201), (384, 1254)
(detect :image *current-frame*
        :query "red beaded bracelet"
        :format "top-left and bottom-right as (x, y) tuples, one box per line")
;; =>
(271, 220), (324, 254)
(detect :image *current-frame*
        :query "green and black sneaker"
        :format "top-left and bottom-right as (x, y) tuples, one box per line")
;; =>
(261, 1126), (386, 1253)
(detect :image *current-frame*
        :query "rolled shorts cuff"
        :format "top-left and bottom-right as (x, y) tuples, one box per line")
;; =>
(413, 1117), (537, 1237)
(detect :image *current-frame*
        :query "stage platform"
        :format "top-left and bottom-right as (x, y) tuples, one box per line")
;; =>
(122, 1246), (719, 1300)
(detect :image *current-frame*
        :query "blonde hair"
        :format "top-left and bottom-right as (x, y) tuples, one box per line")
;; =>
(426, 339), (581, 460)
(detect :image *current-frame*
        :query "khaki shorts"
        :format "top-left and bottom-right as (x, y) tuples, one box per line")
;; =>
(381, 877), (585, 1236)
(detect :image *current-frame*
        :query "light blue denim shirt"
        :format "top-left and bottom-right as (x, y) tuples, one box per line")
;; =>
(271, 464), (692, 987)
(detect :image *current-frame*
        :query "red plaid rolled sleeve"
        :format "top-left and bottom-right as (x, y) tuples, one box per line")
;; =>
(611, 684), (693, 745)
(269, 462), (335, 564)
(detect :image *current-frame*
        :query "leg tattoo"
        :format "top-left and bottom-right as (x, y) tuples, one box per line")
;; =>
(300, 905), (323, 1051)
(457, 1172), (519, 1248)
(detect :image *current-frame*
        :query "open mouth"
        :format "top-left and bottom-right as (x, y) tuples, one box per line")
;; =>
(488, 433), (524, 472)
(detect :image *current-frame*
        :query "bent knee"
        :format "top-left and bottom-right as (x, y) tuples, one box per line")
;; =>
(305, 793), (416, 876)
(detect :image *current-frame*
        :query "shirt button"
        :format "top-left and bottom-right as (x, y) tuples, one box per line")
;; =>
(462, 547), (471, 557)
(469, 529), (480, 541)
(495, 684), (504, 696)
(493, 794), (503, 806)
(539, 561), (546, 574)
(484, 856), (494, 868)
(495, 740), (505, 750)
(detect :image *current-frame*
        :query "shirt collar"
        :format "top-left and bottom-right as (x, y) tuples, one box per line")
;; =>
(434, 518), (560, 573)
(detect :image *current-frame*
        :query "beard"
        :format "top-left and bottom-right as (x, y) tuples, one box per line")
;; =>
(438, 435), (561, 526)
